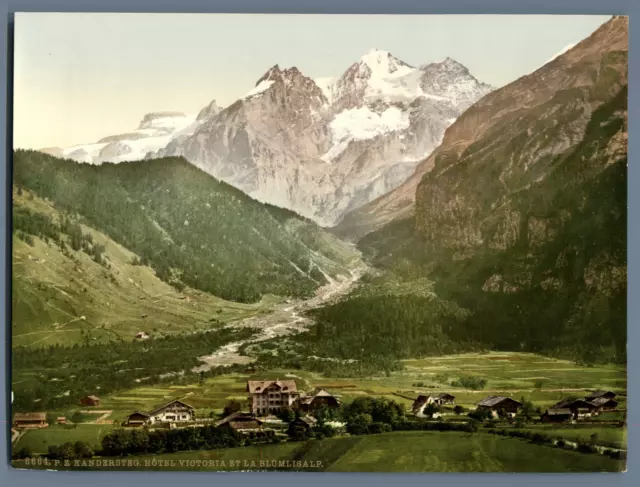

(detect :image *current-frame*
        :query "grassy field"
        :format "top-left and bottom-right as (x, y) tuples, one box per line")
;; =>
(516, 425), (627, 449)
(15, 424), (116, 454)
(12, 190), (281, 348)
(13, 431), (625, 472)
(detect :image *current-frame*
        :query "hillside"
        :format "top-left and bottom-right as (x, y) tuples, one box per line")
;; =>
(13, 150), (359, 304)
(12, 188), (281, 347)
(356, 16), (627, 364)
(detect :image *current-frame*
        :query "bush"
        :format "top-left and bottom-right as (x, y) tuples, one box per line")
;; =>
(451, 375), (487, 390)
(13, 446), (32, 459)
(467, 408), (493, 422)
(577, 443), (598, 454)
(453, 405), (465, 415)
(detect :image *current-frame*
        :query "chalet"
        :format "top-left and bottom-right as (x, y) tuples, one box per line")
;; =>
(126, 411), (150, 427)
(289, 415), (317, 434)
(56, 416), (68, 425)
(217, 412), (264, 434)
(541, 408), (573, 423)
(412, 395), (439, 416)
(13, 412), (48, 429)
(585, 390), (616, 401)
(247, 380), (300, 415)
(126, 400), (195, 427)
(589, 396), (618, 412)
(476, 396), (523, 417)
(552, 399), (597, 419)
(296, 389), (340, 412)
(437, 393), (456, 405)
(80, 395), (100, 407)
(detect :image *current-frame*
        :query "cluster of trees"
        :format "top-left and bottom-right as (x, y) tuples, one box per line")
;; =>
(451, 375), (487, 390)
(13, 150), (351, 303)
(47, 441), (94, 460)
(100, 426), (242, 456)
(13, 206), (109, 267)
(11, 327), (255, 411)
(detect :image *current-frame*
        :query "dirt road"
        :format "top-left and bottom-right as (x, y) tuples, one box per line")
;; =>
(194, 264), (365, 371)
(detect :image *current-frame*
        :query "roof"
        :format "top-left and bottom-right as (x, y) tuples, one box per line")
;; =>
(14, 412), (46, 421)
(217, 412), (261, 427)
(590, 397), (618, 407)
(296, 415), (318, 426)
(545, 408), (572, 416)
(148, 399), (194, 416)
(299, 388), (339, 404)
(553, 398), (595, 409)
(476, 396), (523, 407)
(229, 420), (262, 430)
(585, 390), (616, 400)
(84, 395), (100, 401)
(247, 380), (298, 394)
(128, 411), (150, 418)
(438, 393), (455, 399)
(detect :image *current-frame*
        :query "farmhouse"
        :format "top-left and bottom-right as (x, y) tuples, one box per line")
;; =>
(80, 395), (100, 407)
(585, 390), (616, 401)
(476, 396), (523, 417)
(552, 398), (597, 419)
(247, 380), (300, 415)
(541, 408), (573, 423)
(437, 393), (456, 405)
(412, 395), (439, 416)
(13, 412), (48, 429)
(56, 416), (68, 425)
(126, 411), (150, 427)
(217, 412), (264, 434)
(589, 396), (618, 412)
(289, 415), (317, 434)
(125, 400), (195, 427)
(296, 388), (340, 412)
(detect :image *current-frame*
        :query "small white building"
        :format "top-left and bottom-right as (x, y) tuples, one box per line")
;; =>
(247, 380), (300, 415)
(144, 399), (195, 424)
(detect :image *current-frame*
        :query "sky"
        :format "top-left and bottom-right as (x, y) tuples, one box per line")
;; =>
(14, 13), (611, 150)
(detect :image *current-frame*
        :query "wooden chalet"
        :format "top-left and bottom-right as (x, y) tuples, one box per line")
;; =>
(412, 395), (439, 416)
(552, 398), (597, 419)
(541, 408), (573, 423)
(296, 388), (340, 412)
(585, 390), (616, 401)
(56, 416), (68, 425)
(476, 396), (523, 417)
(126, 411), (150, 427)
(80, 395), (100, 407)
(13, 412), (48, 429)
(217, 412), (264, 434)
(589, 396), (618, 412)
(289, 415), (317, 433)
(437, 393), (456, 405)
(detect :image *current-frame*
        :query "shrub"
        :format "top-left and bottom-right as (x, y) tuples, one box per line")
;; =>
(577, 443), (598, 454)
(453, 405), (465, 415)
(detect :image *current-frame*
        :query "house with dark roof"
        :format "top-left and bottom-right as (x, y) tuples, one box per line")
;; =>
(247, 380), (300, 415)
(125, 399), (195, 427)
(80, 395), (100, 407)
(295, 388), (340, 412)
(289, 415), (317, 434)
(552, 398), (597, 419)
(541, 408), (573, 423)
(476, 396), (523, 417)
(216, 412), (264, 434)
(585, 390), (617, 401)
(437, 393), (456, 405)
(13, 412), (48, 429)
(589, 396), (618, 412)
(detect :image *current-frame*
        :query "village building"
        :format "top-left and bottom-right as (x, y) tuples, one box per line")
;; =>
(296, 388), (340, 412)
(247, 380), (300, 415)
(552, 398), (597, 419)
(80, 395), (100, 407)
(217, 412), (264, 434)
(585, 390), (617, 401)
(125, 400), (195, 427)
(289, 415), (317, 434)
(437, 393), (456, 405)
(126, 411), (150, 427)
(13, 412), (48, 429)
(476, 396), (523, 417)
(412, 393), (456, 416)
(56, 416), (68, 425)
(589, 396), (618, 412)
(541, 408), (573, 423)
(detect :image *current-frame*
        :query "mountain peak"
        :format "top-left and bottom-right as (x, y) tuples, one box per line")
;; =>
(357, 49), (414, 76)
(196, 99), (222, 121)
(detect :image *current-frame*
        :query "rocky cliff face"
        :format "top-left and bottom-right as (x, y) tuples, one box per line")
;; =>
(359, 16), (628, 363)
(152, 50), (492, 226)
(335, 17), (628, 241)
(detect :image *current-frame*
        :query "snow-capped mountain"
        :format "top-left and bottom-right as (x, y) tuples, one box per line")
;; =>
(45, 50), (492, 226)
(41, 105), (221, 164)
(155, 49), (493, 225)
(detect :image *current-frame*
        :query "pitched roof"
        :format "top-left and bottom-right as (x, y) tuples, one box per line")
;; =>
(148, 399), (194, 416)
(84, 395), (100, 401)
(299, 388), (339, 404)
(247, 380), (298, 393)
(437, 393), (455, 399)
(228, 420), (262, 430)
(585, 390), (616, 400)
(296, 415), (318, 426)
(553, 398), (595, 409)
(13, 412), (46, 421)
(476, 396), (523, 407)
(216, 412), (260, 427)
(128, 411), (150, 418)
(590, 397), (618, 407)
